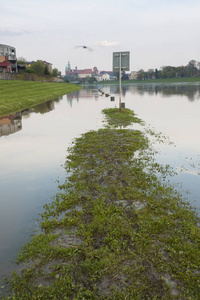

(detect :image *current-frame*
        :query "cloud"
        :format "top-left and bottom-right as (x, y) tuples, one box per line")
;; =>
(95, 40), (119, 47)
(0, 24), (45, 39)
(0, 29), (34, 37)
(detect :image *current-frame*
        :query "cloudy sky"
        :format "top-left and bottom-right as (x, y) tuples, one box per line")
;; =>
(1, 0), (200, 74)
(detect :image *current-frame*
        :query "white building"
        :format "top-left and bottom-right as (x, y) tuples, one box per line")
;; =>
(77, 70), (92, 78)
(95, 73), (110, 82)
(129, 71), (138, 80)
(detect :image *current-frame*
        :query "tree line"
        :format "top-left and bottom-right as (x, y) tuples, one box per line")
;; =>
(17, 57), (61, 77)
(136, 60), (200, 80)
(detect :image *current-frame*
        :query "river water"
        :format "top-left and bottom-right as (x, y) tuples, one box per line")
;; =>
(0, 83), (200, 288)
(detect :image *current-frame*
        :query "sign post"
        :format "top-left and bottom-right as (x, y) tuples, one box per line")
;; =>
(113, 51), (130, 110)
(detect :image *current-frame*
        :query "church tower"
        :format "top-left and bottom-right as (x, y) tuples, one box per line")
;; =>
(67, 61), (71, 71)
(65, 61), (71, 75)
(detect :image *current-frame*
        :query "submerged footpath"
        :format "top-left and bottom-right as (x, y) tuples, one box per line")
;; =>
(1, 108), (200, 299)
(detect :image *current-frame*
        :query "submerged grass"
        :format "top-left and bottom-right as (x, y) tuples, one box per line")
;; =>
(0, 80), (82, 117)
(1, 108), (200, 299)
(102, 108), (143, 128)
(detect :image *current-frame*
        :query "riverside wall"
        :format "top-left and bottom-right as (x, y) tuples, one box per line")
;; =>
(0, 72), (63, 82)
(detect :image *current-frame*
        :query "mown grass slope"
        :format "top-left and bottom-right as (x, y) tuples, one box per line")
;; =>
(0, 80), (82, 117)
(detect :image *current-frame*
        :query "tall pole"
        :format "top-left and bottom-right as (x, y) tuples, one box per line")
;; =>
(119, 52), (122, 111)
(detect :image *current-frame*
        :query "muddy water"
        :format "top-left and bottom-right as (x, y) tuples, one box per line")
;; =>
(0, 83), (200, 288)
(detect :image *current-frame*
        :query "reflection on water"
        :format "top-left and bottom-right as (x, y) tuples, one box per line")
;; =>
(0, 84), (200, 294)
(66, 88), (101, 107)
(106, 82), (200, 101)
(0, 113), (22, 137)
(22, 99), (56, 116)
(0, 88), (113, 290)
(0, 100), (56, 137)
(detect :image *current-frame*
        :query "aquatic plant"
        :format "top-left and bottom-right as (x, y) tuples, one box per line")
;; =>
(1, 108), (200, 299)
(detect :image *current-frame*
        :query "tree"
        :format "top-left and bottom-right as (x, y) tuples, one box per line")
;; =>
(25, 68), (35, 74)
(176, 66), (186, 78)
(52, 68), (59, 77)
(137, 69), (145, 81)
(31, 61), (45, 75)
(161, 66), (176, 78)
(114, 71), (119, 80)
(44, 65), (51, 76)
(52, 68), (61, 77)
(122, 71), (129, 80)
(88, 76), (96, 83)
(187, 60), (198, 76)
(17, 57), (26, 64)
(134, 59), (200, 81)
(147, 69), (155, 79)
(155, 68), (158, 79)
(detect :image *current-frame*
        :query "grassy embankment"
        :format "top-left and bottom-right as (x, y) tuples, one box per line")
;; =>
(98, 76), (200, 85)
(2, 108), (200, 299)
(0, 80), (82, 117)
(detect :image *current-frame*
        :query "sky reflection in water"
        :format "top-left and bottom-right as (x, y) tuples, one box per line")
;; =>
(0, 83), (200, 283)
(0, 91), (114, 281)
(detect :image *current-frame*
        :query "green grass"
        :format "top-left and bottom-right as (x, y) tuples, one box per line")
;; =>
(0, 80), (82, 117)
(1, 108), (200, 299)
(102, 108), (143, 128)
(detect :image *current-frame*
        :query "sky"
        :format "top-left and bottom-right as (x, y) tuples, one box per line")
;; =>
(1, 0), (200, 75)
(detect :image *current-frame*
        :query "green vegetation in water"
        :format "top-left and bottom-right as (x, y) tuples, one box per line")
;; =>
(0, 80), (82, 117)
(102, 108), (143, 128)
(1, 108), (200, 299)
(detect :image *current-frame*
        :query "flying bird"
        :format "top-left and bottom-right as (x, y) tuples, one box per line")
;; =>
(75, 45), (94, 51)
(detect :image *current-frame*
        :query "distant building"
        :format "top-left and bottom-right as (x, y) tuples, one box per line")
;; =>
(78, 69), (93, 78)
(25, 61), (35, 69)
(17, 64), (26, 73)
(66, 61), (71, 72)
(38, 60), (53, 73)
(22, 60), (53, 73)
(93, 66), (98, 76)
(129, 71), (138, 80)
(98, 70), (116, 81)
(0, 56), (12, 72)
(65, 62), (98, 79)
(65, 62), (118, 81)
(0, 44), (17, 72)
(95, 73), (110, 82)
(100, 71), (114, 76)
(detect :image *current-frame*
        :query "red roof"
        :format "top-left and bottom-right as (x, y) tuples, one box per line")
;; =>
(77, 69), (92, 74)
(0, 62), (11, 67)
(66, 68), (93, 75)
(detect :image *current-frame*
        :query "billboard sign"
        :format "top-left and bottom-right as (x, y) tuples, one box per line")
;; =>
(113, 51), (130, 71)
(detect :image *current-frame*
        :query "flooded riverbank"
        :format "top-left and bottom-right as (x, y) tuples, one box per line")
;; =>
(0, 90), (114, 287)
(2, 107), (200, 299)
(0, 83), (200, 296)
